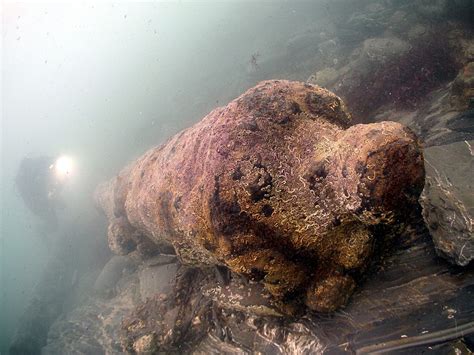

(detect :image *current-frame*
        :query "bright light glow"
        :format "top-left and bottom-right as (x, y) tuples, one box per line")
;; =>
(54, 155), (74, 180)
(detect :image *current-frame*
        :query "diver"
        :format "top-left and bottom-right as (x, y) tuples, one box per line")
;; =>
(15, 155), (73, 231)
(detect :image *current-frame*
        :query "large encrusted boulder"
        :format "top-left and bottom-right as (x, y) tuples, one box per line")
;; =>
(95, 80), (425, 313)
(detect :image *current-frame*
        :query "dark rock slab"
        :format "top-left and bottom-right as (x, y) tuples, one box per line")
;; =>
(139, 262), (178, 301)
(421, 140), (474, 266)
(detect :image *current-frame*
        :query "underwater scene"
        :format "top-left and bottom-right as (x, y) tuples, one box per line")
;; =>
(1, 1), (473, 354)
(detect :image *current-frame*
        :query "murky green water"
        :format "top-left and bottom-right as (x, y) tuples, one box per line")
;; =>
(2, 1), (472, 353)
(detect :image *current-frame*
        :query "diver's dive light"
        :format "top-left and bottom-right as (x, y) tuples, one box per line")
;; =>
(54, 155), (74, 180)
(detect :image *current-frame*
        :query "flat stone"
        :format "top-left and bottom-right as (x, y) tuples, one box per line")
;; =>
(139, 263), (178, 301)
(421, 140), (474, 266)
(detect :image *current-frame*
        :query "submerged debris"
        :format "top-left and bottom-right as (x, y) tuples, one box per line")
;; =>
(95, 80), (425, 314)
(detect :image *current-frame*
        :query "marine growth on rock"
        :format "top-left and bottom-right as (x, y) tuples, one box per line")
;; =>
(95, 80), (425, 313)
